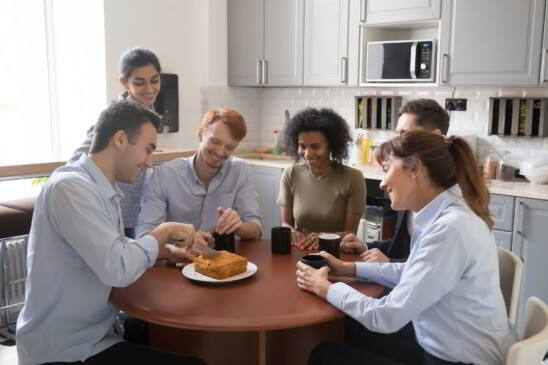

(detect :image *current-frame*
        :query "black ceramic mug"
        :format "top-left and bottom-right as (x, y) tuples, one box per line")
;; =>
(271, 226), (291, 254)
(213, 232), (235, 253)
(300, 254), (327, 269)
(318, 233), (341, 258)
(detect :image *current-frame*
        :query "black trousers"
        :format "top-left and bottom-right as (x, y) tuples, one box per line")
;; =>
(313, 316), (471, 365)
(41, 341), (206, 365)
(309, 342), (470, 365)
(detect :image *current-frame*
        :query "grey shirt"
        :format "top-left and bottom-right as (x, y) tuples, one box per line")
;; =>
(136, 155), (262, 238)
(16, 155), (158, 365)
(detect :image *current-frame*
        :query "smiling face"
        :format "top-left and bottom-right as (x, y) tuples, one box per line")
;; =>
(116, 122), (157, 183)
(297, 131), (330, 171)
(198, 121), (240, 169)
(379, 155), (418, 211)
(121, 63), (161, 108)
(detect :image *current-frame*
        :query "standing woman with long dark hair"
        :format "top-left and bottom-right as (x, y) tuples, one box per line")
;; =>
(70, 47), (162, 238)
(297, 131), (515, 365)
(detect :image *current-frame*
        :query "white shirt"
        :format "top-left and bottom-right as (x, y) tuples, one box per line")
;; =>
(327, 185), (515, 365)
(136, 155), (262, 238)
(16, 155), (159, 365)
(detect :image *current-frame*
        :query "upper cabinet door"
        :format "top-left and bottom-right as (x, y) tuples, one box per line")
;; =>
(364, 0), (441, 24)
(264, 0), (304, 86)
(540, 0), (548, 85)
(228, 0), (264, 86)
(439, 0), (545, 86)
(303, 0), (349, 86)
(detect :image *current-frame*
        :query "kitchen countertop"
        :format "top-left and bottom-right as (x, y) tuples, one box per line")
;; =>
(3, 149), (548, 201)
(240, 157), (548, 201)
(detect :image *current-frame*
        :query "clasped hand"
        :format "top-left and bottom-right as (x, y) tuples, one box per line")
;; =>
(340, 233), (389, 263)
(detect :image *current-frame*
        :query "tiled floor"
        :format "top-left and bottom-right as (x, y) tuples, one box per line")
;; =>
(0, 345), (17, 365)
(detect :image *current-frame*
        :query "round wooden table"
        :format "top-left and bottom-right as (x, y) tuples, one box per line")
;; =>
(111, 239), (383, 365)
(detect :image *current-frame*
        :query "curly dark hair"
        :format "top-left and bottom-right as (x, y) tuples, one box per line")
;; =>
(284, 108), (352, 166)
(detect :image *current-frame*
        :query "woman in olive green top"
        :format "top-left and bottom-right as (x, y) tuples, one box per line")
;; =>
(277, 108), (366, 250)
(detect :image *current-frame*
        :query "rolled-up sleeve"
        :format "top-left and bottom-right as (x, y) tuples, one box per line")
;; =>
(48, 177), (158, 288)
(276, 166), (293, 206)
(346, 169), (366, 216)
(136, 166), (168, 238)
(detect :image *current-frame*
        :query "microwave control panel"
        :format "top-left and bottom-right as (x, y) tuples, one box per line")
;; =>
(416, 41), (433, 79)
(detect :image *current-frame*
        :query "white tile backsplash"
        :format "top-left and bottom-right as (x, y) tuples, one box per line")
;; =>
(201, 85), (548, 163)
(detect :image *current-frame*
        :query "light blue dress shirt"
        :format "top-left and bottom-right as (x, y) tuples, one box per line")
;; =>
(136, 155), (262, 238)
(327, 185), (515, 365)
(16, 155), (159, 365)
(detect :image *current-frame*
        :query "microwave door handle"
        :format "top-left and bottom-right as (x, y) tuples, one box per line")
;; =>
(409, 42), (418, 79)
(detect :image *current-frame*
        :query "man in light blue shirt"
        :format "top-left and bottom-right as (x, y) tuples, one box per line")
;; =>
(16, 101), (205, 365)
(137, 108), (262, 241)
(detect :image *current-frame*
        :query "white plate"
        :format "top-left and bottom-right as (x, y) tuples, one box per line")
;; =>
(182, 262), (257, 283)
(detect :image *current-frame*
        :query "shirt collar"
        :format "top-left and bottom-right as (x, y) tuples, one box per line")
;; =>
(189, 154), (228, 184)
(414, 184), (463, 232)
(77, 154), (122, 200)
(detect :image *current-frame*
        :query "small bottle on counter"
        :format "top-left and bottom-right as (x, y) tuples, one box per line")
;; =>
(496, 151), (516, 181)
(483, 150), (499, 179)
(360, 131), (372, 166)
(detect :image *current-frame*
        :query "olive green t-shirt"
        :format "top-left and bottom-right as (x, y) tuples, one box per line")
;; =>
(277, 164), (366, 234)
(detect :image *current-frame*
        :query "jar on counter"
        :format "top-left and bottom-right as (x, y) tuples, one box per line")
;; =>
(483, 150), (499, 179)
(496, 152), (516, 181)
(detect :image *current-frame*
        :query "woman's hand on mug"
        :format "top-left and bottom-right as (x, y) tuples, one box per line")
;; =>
(317, 251), (356, 277)
(296, 260), (331, 299)
(292, 231), (319, 250)
(341, 233), (367, 254)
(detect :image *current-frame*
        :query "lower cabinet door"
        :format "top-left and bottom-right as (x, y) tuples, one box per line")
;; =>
(493, 230), (512, 250)
(250, 165), (283, 239)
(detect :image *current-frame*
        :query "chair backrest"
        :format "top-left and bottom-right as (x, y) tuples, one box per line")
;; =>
(506, 297), (548, 365)
(498, 247), (523, 326)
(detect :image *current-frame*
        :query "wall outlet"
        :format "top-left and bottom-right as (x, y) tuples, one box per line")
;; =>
(445, 98), (467, 111)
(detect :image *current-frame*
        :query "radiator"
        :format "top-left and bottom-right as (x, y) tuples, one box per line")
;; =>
(0, 235), (28, 328)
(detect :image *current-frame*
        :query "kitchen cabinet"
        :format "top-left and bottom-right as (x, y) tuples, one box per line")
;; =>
(511, 197), (548, 331)
(303, 0), (349, 86)
(439, 0), (546, 85)
(250, 165), (283, 239)
(227, 0), (304, 86)
(362, 0), (441, 24)
(490, 194), (515, 250)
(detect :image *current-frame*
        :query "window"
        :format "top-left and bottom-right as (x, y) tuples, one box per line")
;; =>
(0, 0), (107, 167)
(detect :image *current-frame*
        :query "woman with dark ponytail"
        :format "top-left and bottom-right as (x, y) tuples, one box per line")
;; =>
(296, 131), (515, 365)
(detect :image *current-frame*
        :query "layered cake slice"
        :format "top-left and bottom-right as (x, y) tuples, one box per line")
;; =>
(194, 250), (248, 280)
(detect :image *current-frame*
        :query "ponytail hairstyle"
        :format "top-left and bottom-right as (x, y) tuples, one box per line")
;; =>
(377, 131), (493, 230)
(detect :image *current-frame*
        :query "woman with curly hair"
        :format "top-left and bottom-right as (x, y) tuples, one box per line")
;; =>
(277, 108), (365, 250)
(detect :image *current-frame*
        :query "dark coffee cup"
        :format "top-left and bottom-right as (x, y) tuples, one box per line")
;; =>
(300, 254), (327, 269)
(271, 226), (291, 254)
(318, 233), (341, 258)
(213, 232), (235, 253)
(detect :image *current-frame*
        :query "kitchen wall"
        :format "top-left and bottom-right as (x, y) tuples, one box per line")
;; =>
(103, 0), (228, 151)
(202, 83), (548, 166)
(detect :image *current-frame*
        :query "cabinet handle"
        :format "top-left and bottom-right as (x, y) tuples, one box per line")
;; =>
(262, 59), (268, 85)
(517, 201), (525, 235)
(360, 0), (366, 22)
(441, 53), (449, 83)
(541, 49), (548, 83)
(256, 60), (262, 85)
(358, 24), (365, 84)
(340, 57), (348, 83)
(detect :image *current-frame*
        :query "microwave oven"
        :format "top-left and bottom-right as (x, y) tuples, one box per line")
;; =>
(365, 39), (436, 82)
